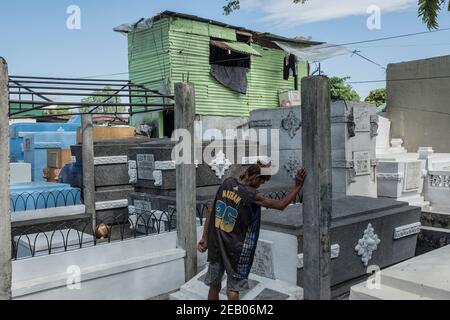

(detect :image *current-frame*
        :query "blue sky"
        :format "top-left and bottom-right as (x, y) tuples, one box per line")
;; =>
(0, 0), (449, 99)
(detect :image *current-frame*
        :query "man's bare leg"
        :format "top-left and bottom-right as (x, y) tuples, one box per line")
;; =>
(208, 283), (221, 300)
(227, 291), (239, 301)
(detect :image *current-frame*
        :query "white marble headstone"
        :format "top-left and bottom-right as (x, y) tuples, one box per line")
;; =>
(405, 161), (422, 191)
(250, 239), (275, 280)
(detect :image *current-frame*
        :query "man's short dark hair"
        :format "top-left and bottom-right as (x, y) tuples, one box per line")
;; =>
(240, 161), (272, 182)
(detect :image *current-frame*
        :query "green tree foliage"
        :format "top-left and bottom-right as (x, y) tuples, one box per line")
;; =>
(419, 0), (450, 29)
(223, 0), (240, 15)
(223, 0), (449, 29)
(81, 87), (125, 114)
(365, 88), (387, 107)
(223, 0), (307, 14)
(43, 106), (74, 119)
(329, 77), (360, 102)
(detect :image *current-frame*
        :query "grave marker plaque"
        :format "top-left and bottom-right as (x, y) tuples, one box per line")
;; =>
(354, 151), (371, 176)
(354, 108), (370, 132)
(137, 154), (155, 181)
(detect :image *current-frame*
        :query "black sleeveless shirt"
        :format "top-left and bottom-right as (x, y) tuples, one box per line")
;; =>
(207, 177), (261, 279)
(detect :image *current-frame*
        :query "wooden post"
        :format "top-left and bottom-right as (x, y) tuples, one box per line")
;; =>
(301, 76), (332, 300)
(0, 57), (12, 300)
(82, 114), (96, 233)
(174, 83), (197, 282)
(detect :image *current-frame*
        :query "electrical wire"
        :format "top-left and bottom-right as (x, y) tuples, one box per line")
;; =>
(36, 27), (450, 82)
(351, 51), (387, 70)
(354, 42), (450, 48)
(328, 27), (450, 49)
(79, 72), (130, 79)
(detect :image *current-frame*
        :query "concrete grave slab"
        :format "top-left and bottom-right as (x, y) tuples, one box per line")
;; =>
(170, 268), (303, 300)
(260, 196), (421, 288)
(351, 244), (450, 300)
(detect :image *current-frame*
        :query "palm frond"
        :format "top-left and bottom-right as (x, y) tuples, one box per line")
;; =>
(418, 0), (446, 30)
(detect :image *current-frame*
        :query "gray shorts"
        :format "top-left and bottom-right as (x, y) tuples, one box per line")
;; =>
(204, 261), (249, 293)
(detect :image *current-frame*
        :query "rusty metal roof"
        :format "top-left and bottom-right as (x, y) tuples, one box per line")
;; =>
(115, 10), (323, 47)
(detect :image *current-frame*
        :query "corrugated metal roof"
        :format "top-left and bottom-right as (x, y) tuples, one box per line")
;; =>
(115, 10), (322, 47)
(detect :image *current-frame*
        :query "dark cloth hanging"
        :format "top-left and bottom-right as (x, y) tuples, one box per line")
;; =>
(283, 54), (297, 80)
(210, 64), (248, 94)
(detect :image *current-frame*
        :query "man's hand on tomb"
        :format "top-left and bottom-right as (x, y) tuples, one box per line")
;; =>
(295, 168), (307, 187)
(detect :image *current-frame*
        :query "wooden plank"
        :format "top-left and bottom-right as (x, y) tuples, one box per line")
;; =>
(174, 82), (198, 282)
(301, 76), (332, 300)
(0, 57), (12, 300)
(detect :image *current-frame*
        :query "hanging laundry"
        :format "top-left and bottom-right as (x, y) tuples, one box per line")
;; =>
(283, 54), (297, 80)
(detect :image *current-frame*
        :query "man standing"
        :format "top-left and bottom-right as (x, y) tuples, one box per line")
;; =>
(198, 162), (306, 300)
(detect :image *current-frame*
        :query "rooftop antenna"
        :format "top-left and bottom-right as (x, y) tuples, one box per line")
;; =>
(311, 62), (322, 76)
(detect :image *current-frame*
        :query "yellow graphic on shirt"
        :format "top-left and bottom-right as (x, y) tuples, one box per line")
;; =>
(221, 190), (242, 207)
(215, 200), (239, 233)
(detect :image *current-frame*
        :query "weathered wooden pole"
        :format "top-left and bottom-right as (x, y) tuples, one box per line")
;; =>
(174, 83), (197, 282)
(301, 76), (332, 300)
(0, 57), (12, 300)
(81, 114), (96, 233)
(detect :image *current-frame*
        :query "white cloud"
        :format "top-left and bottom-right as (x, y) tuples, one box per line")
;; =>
(240, 0), (417, 26)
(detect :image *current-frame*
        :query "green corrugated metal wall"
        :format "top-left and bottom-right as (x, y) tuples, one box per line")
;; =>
(167, 16), (307, 116)
(169, 18), (248, 116)
(128, 19), (170, 137)
(127, 16), (308, 133)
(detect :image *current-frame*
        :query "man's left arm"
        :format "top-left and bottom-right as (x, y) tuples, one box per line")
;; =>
(254, 168), (306, 211)
(254, 186), (301, 211)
